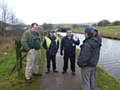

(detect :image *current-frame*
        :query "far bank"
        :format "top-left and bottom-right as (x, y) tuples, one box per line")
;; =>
(72, 26), (120, 40)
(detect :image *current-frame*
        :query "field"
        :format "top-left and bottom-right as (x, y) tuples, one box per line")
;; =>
(72, 26), (120, 40)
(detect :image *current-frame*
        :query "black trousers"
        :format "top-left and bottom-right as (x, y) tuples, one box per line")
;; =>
(46, 52), (56, 70)
(63, 54), (75, 72)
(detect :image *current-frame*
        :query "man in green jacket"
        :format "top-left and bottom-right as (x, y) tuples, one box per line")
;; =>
(21, 23), (42, 83)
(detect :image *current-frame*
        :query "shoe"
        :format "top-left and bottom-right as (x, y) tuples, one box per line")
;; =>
(46, 69), (50, 74)
(62, 70), (66, 74)
(25, 78), (32, 83)
(72, 72), (75, 75)
(53, 69), (58, 73)
(33, 73), (42, 76)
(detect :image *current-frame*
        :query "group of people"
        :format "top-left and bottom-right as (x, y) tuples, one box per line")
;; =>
(43, 28), (80, 75)
(21, 22), (102, 90)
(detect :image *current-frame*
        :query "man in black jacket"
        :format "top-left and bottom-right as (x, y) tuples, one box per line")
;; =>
(94, 29), (102, 45)
(77, 27), (101, 90)
(43, 30), (59, 74)
(60, 28), (80, 75)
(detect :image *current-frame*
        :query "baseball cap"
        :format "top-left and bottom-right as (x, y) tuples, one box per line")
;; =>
(85, 27), (94, 34)
(49, 30), (55, 33)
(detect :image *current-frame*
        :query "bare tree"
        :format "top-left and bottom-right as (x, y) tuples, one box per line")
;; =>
(0, 0), (25, 36)
(0, 0), (13, 36)
(10, 12), (16, 30)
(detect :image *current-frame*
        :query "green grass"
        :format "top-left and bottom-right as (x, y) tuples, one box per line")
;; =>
(0, 48), (46, 90)
(76, 49), (80, 58)
(73, 26), (120, 33)
(94, 26), (120, 34)
(96, 66), (120, 90)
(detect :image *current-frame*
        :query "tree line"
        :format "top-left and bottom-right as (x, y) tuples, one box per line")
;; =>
(42, 19), (120, 30)
(42, 23), (53, 30)
(96, 20), (120, 26)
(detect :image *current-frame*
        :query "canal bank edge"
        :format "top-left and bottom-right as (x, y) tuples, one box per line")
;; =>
(73, 31), (120, 40)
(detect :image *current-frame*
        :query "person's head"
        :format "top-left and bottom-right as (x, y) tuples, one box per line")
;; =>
(31, 23), (38, 32)
(49, 30), (55, 37)
(66, 28), (72, 37)
(84, 27), (94, 38)
(94, 29), (98, 35)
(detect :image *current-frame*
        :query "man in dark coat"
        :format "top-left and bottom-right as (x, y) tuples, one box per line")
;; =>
(94, 29), (102, 45)
(60, 28), (80, 75)
(77, 27), (101, 90)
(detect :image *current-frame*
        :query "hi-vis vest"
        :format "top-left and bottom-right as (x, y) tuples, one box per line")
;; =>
(44, 36), (59, 48)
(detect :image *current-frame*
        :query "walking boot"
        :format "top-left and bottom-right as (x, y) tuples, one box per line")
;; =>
(72, 71), (75, 75)
(33, 73), (42, 76)
(46, 69), (50, 74)
(62, 70), (66, 74)
(53, 69), (58, 73)
(25, 78), (32, 83)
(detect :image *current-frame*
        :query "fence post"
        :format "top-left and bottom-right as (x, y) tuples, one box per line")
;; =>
(15, 41), (23, 76)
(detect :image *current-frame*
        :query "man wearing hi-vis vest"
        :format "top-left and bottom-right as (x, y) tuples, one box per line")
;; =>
(42, 30), (59, 74)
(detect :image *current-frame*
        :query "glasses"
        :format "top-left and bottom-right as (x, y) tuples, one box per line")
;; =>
(33, 27), (38, 29)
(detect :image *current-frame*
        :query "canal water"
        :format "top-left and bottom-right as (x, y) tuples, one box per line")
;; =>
(57, 32), (120, 82)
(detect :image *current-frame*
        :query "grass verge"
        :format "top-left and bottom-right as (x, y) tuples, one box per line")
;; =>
(0, 31), (48, 90)
(0, 48), (46, 90)
(96, 66), (120, 90)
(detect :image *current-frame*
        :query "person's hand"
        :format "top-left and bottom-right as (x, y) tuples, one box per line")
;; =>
(60, 51), (63, 56)
(75, 36), (78, 40)
(28, 50), (31, 54)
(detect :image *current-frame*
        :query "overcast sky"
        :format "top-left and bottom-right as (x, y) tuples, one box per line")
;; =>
(6, 0), (120, 25)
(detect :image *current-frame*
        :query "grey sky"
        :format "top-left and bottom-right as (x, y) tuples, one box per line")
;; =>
(6, 0), (120, 25)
